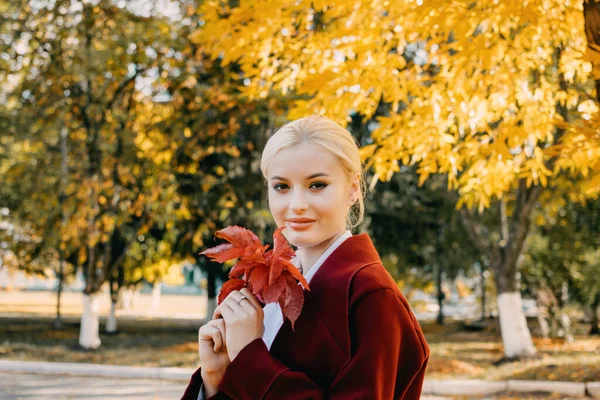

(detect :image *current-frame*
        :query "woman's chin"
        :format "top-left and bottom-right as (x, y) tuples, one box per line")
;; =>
(282, 229), (316, 249)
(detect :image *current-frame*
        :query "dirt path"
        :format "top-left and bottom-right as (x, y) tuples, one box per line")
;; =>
(0, 289), (207, 320)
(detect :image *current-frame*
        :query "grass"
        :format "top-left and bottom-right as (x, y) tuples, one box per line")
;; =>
(1, 288), (599, 383)
(0, 316), (200, 368)
(2, 316), (600, 383)
(422, 319), (600, 382)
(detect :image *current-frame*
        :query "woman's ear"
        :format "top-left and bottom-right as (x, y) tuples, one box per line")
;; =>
(347, 173), (360, 206)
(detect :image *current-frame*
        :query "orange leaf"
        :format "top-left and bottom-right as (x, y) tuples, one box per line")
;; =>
(215, 225), (262, 250)
(204, 225), (310, 327)
(201, 243), (245, 263)
(280, 274), (304, 330)
(217, 278), (246, 305)
(247, 264), (269, 293)
(263, 274), (286, 303)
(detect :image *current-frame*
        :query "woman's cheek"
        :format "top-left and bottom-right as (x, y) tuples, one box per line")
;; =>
(269, 198), (286, 226)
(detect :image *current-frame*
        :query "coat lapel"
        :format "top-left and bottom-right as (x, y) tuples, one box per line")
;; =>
(269, 233), (382, 385)
(306, 233), (382, 354)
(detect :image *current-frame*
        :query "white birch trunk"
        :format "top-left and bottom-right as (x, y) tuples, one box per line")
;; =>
(584, 305), (595, 323)
(79, 293), (101, 349)
(559, 312), (574, 343)
(106, 300), (117, 333)
(537, 313), (550, 339)
(497, 292), (537, 358)
(151, 284), (161, 313)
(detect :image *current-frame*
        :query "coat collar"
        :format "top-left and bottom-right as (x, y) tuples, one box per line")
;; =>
(306, 233), (382, 355)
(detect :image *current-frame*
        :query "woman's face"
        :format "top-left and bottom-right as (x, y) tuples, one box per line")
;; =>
(266, 141), (359, 249)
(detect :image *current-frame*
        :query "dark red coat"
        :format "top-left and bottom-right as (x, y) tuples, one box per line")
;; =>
(182, 233), (429, 399)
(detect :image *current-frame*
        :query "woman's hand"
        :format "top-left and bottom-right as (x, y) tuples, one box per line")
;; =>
(213, 288), (265, 361)
(198, 318), (230, 396)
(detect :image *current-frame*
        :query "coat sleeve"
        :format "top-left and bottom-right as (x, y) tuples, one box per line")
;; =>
(215, 288), (429, 400)
(180, 367), (232, 400)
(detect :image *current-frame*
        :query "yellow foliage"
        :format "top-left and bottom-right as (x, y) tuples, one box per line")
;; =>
(193, 0), (599, 210)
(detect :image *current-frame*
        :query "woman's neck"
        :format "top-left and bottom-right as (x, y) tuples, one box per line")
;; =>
(295, 229), (347, 276)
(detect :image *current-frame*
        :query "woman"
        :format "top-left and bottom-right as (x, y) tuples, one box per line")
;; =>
(182, 115), (430, 400)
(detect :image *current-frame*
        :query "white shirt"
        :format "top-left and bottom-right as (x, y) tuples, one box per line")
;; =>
(198, 230), (352, 400)
(262, 230), (353, 350)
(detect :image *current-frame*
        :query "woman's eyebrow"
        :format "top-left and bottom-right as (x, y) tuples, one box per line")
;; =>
(270, 173), (330, 181)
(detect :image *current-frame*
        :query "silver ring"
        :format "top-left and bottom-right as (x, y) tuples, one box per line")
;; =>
(236, 296), (247, 304)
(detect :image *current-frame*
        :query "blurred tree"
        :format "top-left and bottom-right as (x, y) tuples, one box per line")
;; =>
(523, 196), (600, 337)
(153, 3), (291, 320)
(0, 0), (181, 348)
(521, 233), (577, 342)
(365, 167), (479, 325)
(194, 0), (598, 358)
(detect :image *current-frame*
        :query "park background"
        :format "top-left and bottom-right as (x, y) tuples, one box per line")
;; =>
(1, 0), (600, 398)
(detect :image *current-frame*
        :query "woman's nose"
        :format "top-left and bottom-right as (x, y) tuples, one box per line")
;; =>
(289, 188), (308, 212)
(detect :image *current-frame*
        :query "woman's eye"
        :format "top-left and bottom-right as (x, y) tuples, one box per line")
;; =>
(273, 182), (327, 191)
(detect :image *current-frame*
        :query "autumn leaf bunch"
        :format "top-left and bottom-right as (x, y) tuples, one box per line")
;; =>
(200, 226), (309, 328)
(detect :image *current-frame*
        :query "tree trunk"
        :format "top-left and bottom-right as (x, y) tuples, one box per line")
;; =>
(558, 309), (574, 342)
(584, 0), (600, 105)
(591, 310), (600, 335)
(548, 306), (559, 338)
(459, 185), (541, 359)
(53, 256), (64, 330)
(480, 262), (487, 321)
(557, 282), (573, 342)
(496, 291), (537, 357)
(54, 127), (69, 330)
(536, 291), (550, 339)
(106, 298), (117, 334)
(436, 264), (445, 325)
(106, 273), (118, 333)
(590, 294), (600, 335)
(494, 191), (538, 358)
(537, 313), (550, 339)
(207, 297), (217, 322)
(206, 266), (217, 320)
(79, 293), (101, 349)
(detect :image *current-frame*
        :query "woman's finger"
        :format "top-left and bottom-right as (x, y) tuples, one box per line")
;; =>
(236, 295), (259, 316)
(213, 302), (235, 320)
(211, 327), (223, 352)
(205, 320), (224, 352)
(206, 319), (226, 352)
(213, 302), (229, 320)
(223, 297), (249, 317)
(239, 288), (263, 312)
(213, 300), (237, 319)
(217, 302), (235, 325)
(213, 290), (245, 319)
(198, 325), (219, 345)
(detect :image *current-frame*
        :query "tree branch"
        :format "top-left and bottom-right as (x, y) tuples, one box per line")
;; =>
(99, 66), (148, 127)
(458, 207), (498, 259)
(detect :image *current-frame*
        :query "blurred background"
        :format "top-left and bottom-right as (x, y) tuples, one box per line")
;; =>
(1, 0), (600, 392)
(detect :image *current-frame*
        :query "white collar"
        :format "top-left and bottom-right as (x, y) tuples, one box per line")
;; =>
(293, 230), (352, 284)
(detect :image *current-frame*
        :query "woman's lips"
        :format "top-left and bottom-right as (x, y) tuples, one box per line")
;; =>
(287, 220), (315, 230)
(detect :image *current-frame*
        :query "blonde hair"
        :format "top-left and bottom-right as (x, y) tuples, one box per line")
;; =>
(260, 115), (367, 230)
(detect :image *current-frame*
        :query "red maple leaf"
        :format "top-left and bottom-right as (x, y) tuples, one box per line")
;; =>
(217, 278), (246, 304)
(200, 226), (309, 329)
